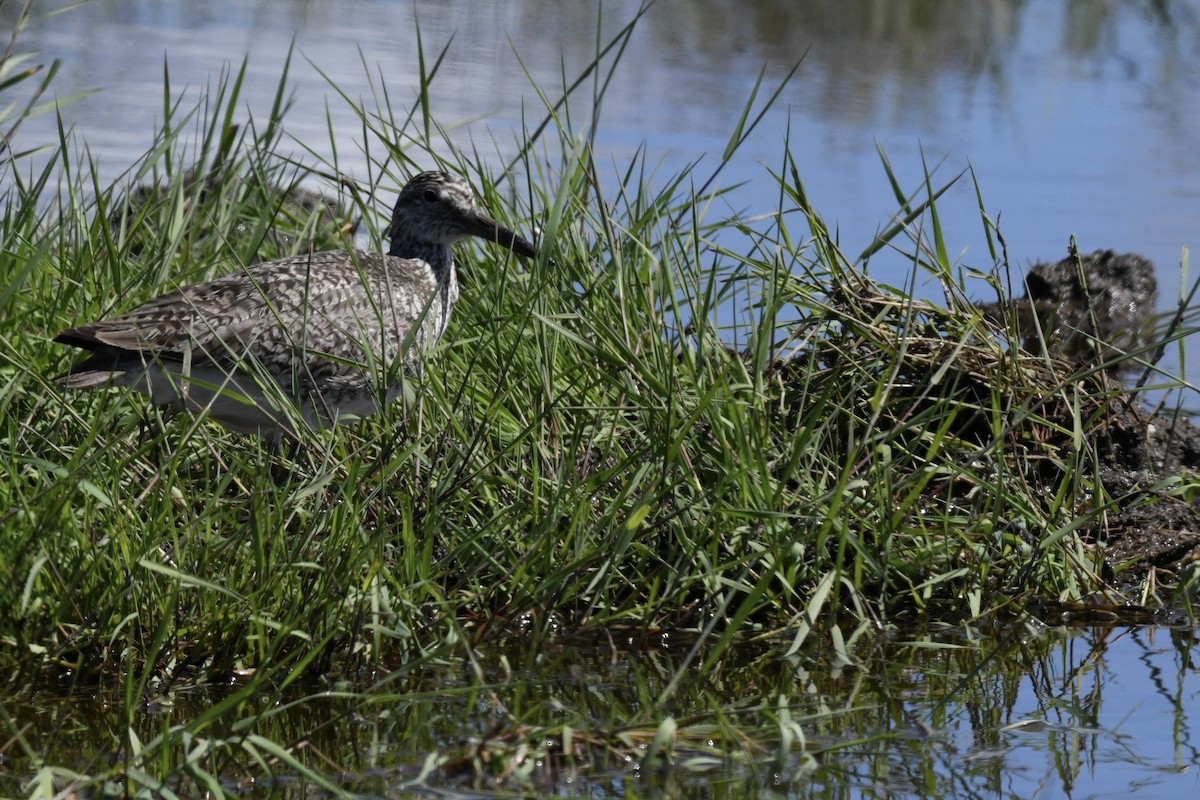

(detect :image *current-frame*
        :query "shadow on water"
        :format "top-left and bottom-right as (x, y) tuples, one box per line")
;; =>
(4, 621), (1198, 797)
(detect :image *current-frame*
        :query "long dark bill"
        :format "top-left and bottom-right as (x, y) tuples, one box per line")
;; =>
(469, 212), (537, 259)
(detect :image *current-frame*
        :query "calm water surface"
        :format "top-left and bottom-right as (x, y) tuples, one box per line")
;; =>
(6, 623), (1199, 798)
(7, 1), (1200, 796)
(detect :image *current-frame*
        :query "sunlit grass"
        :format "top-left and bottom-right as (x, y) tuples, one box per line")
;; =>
(1, 1), (1197, 796)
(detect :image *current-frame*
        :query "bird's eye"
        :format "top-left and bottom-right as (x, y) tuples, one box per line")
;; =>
(423, 189), (438, 203)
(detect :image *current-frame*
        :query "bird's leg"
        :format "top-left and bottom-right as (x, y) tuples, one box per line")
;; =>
(268, 430), (305, 486)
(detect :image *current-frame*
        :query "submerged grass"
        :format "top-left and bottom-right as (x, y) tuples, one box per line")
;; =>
(2, 2), (1197, 796)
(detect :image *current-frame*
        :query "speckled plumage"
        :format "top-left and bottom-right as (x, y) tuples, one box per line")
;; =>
(55, 171), (536, 437)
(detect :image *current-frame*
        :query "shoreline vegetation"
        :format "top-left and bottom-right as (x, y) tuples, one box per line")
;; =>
(3, 2), (1199, 795)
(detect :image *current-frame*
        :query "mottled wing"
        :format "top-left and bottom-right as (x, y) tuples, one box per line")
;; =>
(56, 250), (437, 385)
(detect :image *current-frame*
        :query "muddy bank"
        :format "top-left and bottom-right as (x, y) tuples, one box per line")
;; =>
(993, 251), (1200, 587)
(1091, 408), (1200, 580)
(986, 249), (1199, 590)
(781, 246), (1199, 606)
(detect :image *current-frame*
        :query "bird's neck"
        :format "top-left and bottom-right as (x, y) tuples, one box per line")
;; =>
(389, 236), (460, 341)
(389, 235), (459, 282)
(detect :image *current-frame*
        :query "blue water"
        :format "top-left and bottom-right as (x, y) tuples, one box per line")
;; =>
(15, 1), (1200, 307)
(767, 623), (1200, 799)
(944, 625), (1200, 800)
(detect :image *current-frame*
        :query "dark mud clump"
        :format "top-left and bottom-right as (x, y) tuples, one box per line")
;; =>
(980, 248), (1158, 368)
(1089, 409), (1200, 581)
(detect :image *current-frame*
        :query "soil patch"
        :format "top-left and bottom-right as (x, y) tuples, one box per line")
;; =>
(1093, 406), (1200, 580)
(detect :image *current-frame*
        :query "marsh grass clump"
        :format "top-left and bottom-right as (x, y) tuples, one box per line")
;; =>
(2, 4), (1197, 796)
(108, 150), (361, 262)
(103, 69), (362, 270)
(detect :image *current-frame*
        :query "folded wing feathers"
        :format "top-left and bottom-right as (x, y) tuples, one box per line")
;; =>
(55, 252), (437, 374)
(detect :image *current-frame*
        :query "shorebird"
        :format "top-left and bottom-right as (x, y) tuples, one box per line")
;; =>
(55, 170), (537, 439)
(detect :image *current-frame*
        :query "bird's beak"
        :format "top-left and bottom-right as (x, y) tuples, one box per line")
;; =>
(469, 211), (538, 259)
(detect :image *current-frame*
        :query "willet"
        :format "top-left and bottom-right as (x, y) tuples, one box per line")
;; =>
(55, 170), (537, 439)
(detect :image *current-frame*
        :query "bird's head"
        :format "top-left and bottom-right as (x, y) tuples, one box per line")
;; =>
(387, 171), (536, 259)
